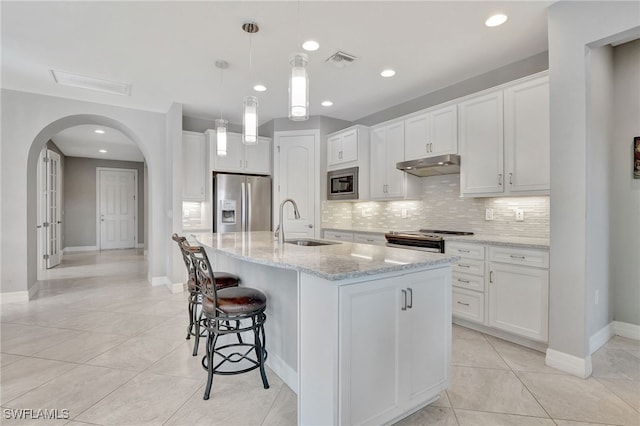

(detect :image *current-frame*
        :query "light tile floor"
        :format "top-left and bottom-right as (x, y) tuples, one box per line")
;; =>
(1, 249), (638, 425)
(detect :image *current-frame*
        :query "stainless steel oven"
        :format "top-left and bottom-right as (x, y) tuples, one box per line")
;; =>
(385, 230), (474, 253)
(327, 167), (359, 201)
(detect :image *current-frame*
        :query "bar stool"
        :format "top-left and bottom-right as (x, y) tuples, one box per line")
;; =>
(189, 245), (269, 400)
(172, 234), (240, 356)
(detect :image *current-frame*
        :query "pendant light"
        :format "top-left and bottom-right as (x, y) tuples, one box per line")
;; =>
(242, 22), (259, 145)
(289, 0), (309, 121)
(214, 60), (229, 157)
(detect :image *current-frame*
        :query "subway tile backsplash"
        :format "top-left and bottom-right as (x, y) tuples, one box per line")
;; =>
(322, 174), (549, 238)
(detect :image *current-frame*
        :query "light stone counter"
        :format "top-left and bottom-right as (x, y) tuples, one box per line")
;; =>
(444, 234), (549, 249)
(192, 231), (459, 281)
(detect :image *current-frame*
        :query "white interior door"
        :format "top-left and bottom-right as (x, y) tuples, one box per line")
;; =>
(98, 168), (137, 250)
(274, 131), (317, 239)
(37, 148), (62, 269)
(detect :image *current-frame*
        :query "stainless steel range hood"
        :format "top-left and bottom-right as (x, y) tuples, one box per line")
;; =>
(396, 154), (461, 177)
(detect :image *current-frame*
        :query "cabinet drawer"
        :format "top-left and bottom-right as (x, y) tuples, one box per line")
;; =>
(490, 246), (549, 268)
(452, 258), (485, 276)
(452, 272), (485, 292)
(323, 230), (354, 242)
(446, 242), (485, 260)
(452, 288), (484, 324)
(353, 233), (386, 246)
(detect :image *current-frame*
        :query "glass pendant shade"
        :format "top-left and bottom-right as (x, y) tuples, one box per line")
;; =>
(288, 53), (309, 121)
(243, 96), (258, 145)
(215, 118), (228, 156)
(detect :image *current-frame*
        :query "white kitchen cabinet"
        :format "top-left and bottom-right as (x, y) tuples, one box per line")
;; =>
(446, 241), (486, 323)
(459, 73), (549, 197)
(458, 90), (504, 195)
(323, 230), (354, 242)
(370, 121), (420, 200)
(404, 104), (457, 161)
(208, 130), (271, 175)
(503, 75), (550, 194)
(488, 246), (549, 342)
(339, 268), (451, 425)
(327, 128), (358, 168)
(182, 131), (207, 200)
(353, 232), (387, 246)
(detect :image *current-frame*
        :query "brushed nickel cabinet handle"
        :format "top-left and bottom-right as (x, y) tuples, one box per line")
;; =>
(401, 289), (407, 311)
(457, 301), (470, 307)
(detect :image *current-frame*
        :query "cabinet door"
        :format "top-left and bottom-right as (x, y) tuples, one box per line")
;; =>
(340, 129), (358, 163)
(404, 113), (429, 161)
(212, 132), (243, 173)
(384, 122), (406, 198)
(327, 135), (343, 167)
(430, 104), (458, 156)
(504, 76), (550, 193)
(459, 91), (504, 195)
(402, 268), (451, 406)
(488, 263), (549, 342)
(244, 136), (271, 175)
(370, 127), (388, 199)
(340, 277), (403, 425)
(183, 131), (206, 200)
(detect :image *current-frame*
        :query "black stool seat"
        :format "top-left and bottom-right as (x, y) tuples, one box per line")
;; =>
(203, 286), (267, 315)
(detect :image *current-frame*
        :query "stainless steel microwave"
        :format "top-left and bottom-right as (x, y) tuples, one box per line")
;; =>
(327, 167), (359, 200)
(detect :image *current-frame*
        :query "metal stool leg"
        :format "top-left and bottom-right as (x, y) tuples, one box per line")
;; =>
(255, 315), (269, 389)
(192, 306), (202, 356)
(203, 327), (218, 400)
(186, 297), (194, 340)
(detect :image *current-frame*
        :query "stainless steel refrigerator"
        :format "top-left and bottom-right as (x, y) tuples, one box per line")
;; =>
(213, 173), (272, 232)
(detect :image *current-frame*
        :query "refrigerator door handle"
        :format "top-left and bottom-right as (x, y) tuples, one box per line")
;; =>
(247, 182), (252, 232)
(241, 181), (246, 232)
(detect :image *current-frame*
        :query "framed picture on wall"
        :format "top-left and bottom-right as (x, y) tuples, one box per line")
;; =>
(635, 136), (640, 179)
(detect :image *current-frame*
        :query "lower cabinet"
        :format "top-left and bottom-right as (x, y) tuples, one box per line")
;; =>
(488, 256), (549, 342)
(339, 268), (451, 425)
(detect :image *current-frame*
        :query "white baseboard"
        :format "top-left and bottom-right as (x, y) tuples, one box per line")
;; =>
(613, 321), (640, 341)
(266, 351), (298, 394)
(545, 348), (592, 378)
(168, 282), (185, 294)
(0, 290), (30, 304)
(151, 276), (171, 287)
(63, 246), (98, 253)
(589, 323), (614, 354)
(136, 243), (144, 249)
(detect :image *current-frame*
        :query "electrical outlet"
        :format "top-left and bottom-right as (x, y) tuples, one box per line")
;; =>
(515, 208), (524, 221)
(401, 209), (408, 219)
(485, 208), (494, 221)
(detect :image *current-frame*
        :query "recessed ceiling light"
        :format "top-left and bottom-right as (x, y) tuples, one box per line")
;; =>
(321, 100), (333, 107)
(302, 40), (320, 51)
(381, 69), (396, 78)
(485, 14), (508, 27)
(253, 84), (267, 92)
(99, 149), (107, 153)
(94, 129), (105, 134)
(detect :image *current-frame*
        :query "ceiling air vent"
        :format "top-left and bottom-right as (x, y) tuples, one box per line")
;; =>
(50, 69), (132, 96)
(325, 51), (357, 68)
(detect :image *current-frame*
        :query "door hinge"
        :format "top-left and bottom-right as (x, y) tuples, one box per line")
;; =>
(277, 146), (280, 153)
(43, 157), (49, 163)
(43, 254), (49, 260)
(278, 184), (280, 192)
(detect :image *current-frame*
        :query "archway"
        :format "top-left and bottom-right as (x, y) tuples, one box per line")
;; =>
(26, 114), (152, 294)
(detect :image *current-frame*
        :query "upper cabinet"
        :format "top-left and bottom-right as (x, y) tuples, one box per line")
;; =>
(370, 121), (421, 200)
(208, 130), (272, 175)
(459, 73), (549, 197)
(404, 104), (458, 161)
(182, 131), (207, 201)
(327, 125), (369, 170)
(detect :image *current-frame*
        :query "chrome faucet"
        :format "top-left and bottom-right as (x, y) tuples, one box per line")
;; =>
(275, 198), (301, 244)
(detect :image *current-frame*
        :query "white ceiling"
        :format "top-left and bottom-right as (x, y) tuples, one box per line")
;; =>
(1, 1), (552, 159)
(51, 125), (145, 162)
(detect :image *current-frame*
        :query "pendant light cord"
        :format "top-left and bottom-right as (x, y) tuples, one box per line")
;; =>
(219, 65), (224, 120)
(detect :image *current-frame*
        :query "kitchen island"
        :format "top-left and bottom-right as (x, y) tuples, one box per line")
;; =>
(193, 231), (458, 426)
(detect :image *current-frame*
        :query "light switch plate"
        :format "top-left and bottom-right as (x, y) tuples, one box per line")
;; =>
(515, 208), (524, 221)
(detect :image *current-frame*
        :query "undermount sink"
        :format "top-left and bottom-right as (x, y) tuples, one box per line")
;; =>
(285, 239), (339, 247)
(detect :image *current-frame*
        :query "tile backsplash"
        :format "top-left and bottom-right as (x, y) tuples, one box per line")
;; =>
(322, 174), (549, 239)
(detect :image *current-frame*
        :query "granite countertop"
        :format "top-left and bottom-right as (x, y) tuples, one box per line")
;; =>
(192, 231), (459, 281)
(321, 226), (550, 249)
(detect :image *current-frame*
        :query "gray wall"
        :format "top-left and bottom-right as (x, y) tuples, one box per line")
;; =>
(183, 114), (243, 134)
(64, 157), (145, 247)
(547, 0), (639, 361)
(587, 45), (614, 338)
(354, 51), (549, 126)
(612, 39), (640, 326)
